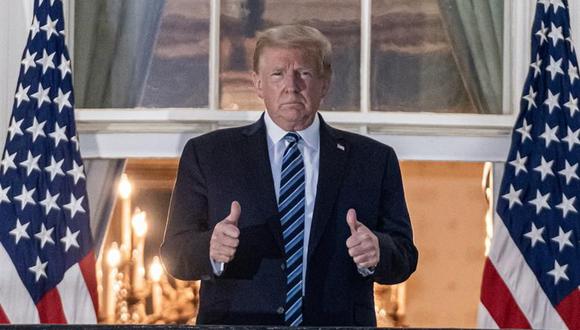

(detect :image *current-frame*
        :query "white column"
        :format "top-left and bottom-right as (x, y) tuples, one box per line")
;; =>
(570, 0), (580, 50)
(504, 0), (535, 117)
(0, 0), (32, 152)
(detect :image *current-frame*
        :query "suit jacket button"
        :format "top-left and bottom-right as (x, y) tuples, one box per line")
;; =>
(277, 307), (285, 314)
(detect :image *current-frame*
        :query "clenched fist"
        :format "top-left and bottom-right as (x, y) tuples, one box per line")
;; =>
(210, 201), (241, 263)
(346, 208), (380, 269)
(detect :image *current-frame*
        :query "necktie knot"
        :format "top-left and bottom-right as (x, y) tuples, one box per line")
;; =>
(284, 132), (301, 144)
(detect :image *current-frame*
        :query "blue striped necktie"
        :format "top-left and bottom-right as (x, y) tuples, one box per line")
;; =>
(278, 132), (305, 326)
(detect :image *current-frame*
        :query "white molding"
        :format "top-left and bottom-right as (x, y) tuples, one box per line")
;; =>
(75, 109), (514, 161)
(78, 131), (511, 162)
(75, 108), (515, 133)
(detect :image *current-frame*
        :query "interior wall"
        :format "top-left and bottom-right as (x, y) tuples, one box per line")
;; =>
(401, 161), (487, 328)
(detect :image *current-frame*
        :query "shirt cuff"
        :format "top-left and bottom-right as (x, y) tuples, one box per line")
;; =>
(357, 266), (376, 277)
(210, 258), (225, 276)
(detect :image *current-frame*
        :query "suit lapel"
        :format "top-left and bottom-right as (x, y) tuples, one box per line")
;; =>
(307, 118), (349, 262)
(241, 116), (284, 252)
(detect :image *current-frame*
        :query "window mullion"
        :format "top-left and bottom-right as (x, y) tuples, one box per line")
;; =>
(505, 0), (535, 121)
(63, 0), (74, 63)
(209, 0), (221, 112)
(360, 0), (371, 116)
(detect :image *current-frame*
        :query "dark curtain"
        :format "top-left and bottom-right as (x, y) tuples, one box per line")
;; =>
(74, 0), (165, 256)
(438, 0), (503, 114)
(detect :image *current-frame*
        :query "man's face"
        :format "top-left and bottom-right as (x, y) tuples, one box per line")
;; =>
(252, 47), (330, 131)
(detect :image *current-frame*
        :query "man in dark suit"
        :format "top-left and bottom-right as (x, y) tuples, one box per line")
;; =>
(160, 24), (418, 326)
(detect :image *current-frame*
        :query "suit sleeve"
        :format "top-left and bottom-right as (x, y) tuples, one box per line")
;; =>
(372, 147), (418, 284)
(160, 139), (214, 281)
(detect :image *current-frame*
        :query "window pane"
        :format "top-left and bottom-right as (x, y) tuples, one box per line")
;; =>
(220, 0), (360, 111)
(371, 0), (504, 114)
(141, 0), (210, 108)
(74, 0), (209, 109)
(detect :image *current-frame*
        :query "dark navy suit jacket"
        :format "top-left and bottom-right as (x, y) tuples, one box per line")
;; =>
(160, 114), (418, 326)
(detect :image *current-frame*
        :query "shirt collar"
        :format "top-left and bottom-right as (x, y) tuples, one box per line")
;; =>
(264, 111), (320, 150)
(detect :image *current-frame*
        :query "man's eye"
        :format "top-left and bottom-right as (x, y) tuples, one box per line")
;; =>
(301, 71), (312, 77)
(271, 72), (282, 76)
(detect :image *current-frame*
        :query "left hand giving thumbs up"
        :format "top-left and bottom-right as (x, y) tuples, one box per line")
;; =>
(346, 208), (380, 269)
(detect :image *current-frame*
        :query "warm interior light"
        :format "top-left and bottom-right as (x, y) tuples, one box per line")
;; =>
(107, 242), (121, 267)
(118, 173), (132, 199)
(132, 210), (148, 237)
(149, 256), (163, 282)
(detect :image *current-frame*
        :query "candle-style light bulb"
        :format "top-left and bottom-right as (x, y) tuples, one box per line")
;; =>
(107, 242), (121, 267)
(118, 173), (132, 199)
(149, 256), (164, 282)
(132, 210), (148, 238)
(150, 256), (164, 315)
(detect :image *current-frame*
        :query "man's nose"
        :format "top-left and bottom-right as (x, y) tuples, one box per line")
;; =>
(283, 72), (302, 92)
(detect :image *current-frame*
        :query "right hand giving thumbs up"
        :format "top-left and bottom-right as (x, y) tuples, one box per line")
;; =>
(210, 201), (241, 263)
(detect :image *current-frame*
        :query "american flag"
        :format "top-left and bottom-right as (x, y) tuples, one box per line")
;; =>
(478, 0), (579, 329)
(0, 0), (97, 324)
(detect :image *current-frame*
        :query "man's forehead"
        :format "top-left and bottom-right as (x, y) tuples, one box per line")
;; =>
(259, 47), (317, 67)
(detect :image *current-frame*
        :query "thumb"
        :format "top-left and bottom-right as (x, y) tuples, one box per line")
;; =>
(346, 208), (359, 234)
(226, 201), (241, 226)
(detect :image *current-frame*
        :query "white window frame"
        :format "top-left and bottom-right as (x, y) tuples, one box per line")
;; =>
(6, 1), (580, 161)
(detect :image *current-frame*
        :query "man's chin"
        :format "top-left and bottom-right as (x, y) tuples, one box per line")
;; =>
(269, 109), (316, 131)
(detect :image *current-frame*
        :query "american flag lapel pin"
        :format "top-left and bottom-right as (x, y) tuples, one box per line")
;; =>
(337, 143), (345, 151)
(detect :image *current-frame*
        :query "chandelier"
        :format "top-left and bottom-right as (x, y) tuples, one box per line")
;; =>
(96, 174), (199, 324)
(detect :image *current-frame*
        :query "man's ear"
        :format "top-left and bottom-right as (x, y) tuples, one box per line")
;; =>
(252, 71), (263, 99)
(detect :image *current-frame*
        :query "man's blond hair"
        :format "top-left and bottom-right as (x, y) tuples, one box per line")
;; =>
(253, 24), (332, 79)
